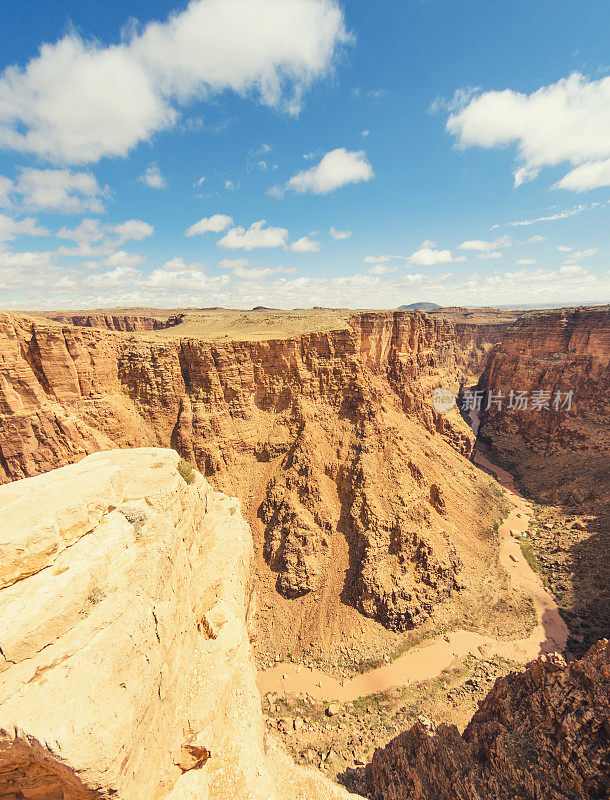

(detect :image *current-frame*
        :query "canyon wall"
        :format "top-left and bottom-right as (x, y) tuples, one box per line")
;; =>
(41, 312), (183, 332)
(477, 307), (610, 509)
(0, 448), (357, 800)
(366, 639), (610, 800)
(0, 311), (508, 640)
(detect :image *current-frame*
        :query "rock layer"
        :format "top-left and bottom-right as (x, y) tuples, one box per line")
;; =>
(0, 449), (357, 800)
(0, 311), (507, 635)
(477, 307), (610, 508)
(366, 639), (610, 800)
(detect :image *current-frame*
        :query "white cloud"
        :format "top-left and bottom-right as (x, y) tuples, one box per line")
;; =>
(330, 226), (352, 240)
(491, 202), (603, 229)
(13, 168), (107, 213)
(565, 248), (599, 262)
(556, 158), (610, 191)
(478, 251), (503, 260)
(361, 129), (369, 137)
(233, 265), (275, 280)
(0, 214), (48, 242)
(559, 264), (584, 276)
(447, 73), (610, 191)
(558, 245), (573, 252)
(366, 263), (397, 275)
(219, 257), (249, 269)
(104, 250), (146, 268)
(224, 179), (239, 191)
(186, 214), (233, 236)
(458, 235), (511, 252)
(57, 218), (106, 244)
(114, 219), (154, 241)
(527, 235), (546, 243)
(513, 165), (540, 188)
(138, 163), (167, 189)
(363, 254), (393, 264)
(290, 236), (320, 253)
(218, 220), (288, 250)
(0, 175), (13, 206)
(272, 148), (373, 196)
(409, 245), (453, 266)
(0, 0), (349, 164)
(516, 258), (537, 265)
(194, 176), (206, 187)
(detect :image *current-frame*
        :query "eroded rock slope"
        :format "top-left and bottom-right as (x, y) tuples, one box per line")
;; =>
(477, 306), (610, 509)
(366, 640), (610, 800)
(0, 448), (357, 800)
(0, 311), (510, 642)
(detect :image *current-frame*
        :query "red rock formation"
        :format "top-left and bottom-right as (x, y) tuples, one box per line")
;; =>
(366, 639), (610, 800)
(477, 307), (610, 508)
(0, 311), (506, 633)
(41, 311), (183, 331)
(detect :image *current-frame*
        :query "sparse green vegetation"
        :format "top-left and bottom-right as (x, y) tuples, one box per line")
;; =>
(178, 457), (196, 484)
(518, 536), (541, 573)
(88, 585), (106, 605)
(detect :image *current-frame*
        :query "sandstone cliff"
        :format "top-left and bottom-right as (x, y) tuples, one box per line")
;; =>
(366, 639), (610, 800)
(0, 448), (357, 800)
(0, 311), (515, 652)
(477, 307), (610, 508)
(40, 312), (183, 332)
(428, 308), (522, 381)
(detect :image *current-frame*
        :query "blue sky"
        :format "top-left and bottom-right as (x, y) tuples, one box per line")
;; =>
(0, 0), (608, 310)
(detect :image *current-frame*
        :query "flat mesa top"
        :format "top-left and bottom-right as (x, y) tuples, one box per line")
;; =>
(19, 305), (609, 343)
(154, 308), (356, 341)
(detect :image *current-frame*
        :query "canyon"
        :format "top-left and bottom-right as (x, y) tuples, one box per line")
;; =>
(0, 304), (608, 799)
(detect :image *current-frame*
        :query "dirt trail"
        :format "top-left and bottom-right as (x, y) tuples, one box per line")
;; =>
(257, 411), (569, 702)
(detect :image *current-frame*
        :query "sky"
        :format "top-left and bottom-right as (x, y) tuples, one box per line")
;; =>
(0, 0), (609, 311)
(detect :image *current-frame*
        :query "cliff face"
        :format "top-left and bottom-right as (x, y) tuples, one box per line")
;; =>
(0, 311), (507, 638)
(477, 307), (610, 508)
(0, 449), (357, 800)
(40, 312), (182, 331)
(366, 640), (610, 800)
(451, 322), (513, 380)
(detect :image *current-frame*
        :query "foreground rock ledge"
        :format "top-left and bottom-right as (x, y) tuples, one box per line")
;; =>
(366, 639), (610, 800)
(0, 448), (357, 800)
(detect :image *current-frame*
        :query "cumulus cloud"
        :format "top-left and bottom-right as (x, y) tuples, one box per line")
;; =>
(290, 236), (320, 253)
(0, 0), (349, 164)
(408, 245), (453, 266)
(185, 214), (233, 236)
(0, 214), (48, 243)
(138, 163), (167, 189)
(366, 263), (397, 275)
(218, 220), (288, 250)
(0, 175), (12, 206)
(447, 73), (610, 191)
(516, 258), (537, 265)
(363, 254), (393, 264)
(329, 226), (351, 240)
(10, 168), (108, 213)
(104, 250), (146, 268)
(458, 235), (511, 252)
(478, 251), (503, 259)
(219, 257), (249, 269)
(271, 148), (373, 196)
(114, 219), (154, 241)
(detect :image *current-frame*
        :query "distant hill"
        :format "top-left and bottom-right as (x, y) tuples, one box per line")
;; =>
(398, 302), (441, 311)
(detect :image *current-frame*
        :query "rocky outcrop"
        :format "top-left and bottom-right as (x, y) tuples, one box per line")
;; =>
(41, 312), (183, 331)
(366, 639), (610, 800)
(477, 307), (610, 508)
(0, 311), (508, 634)
(0, 448), (357, 800)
